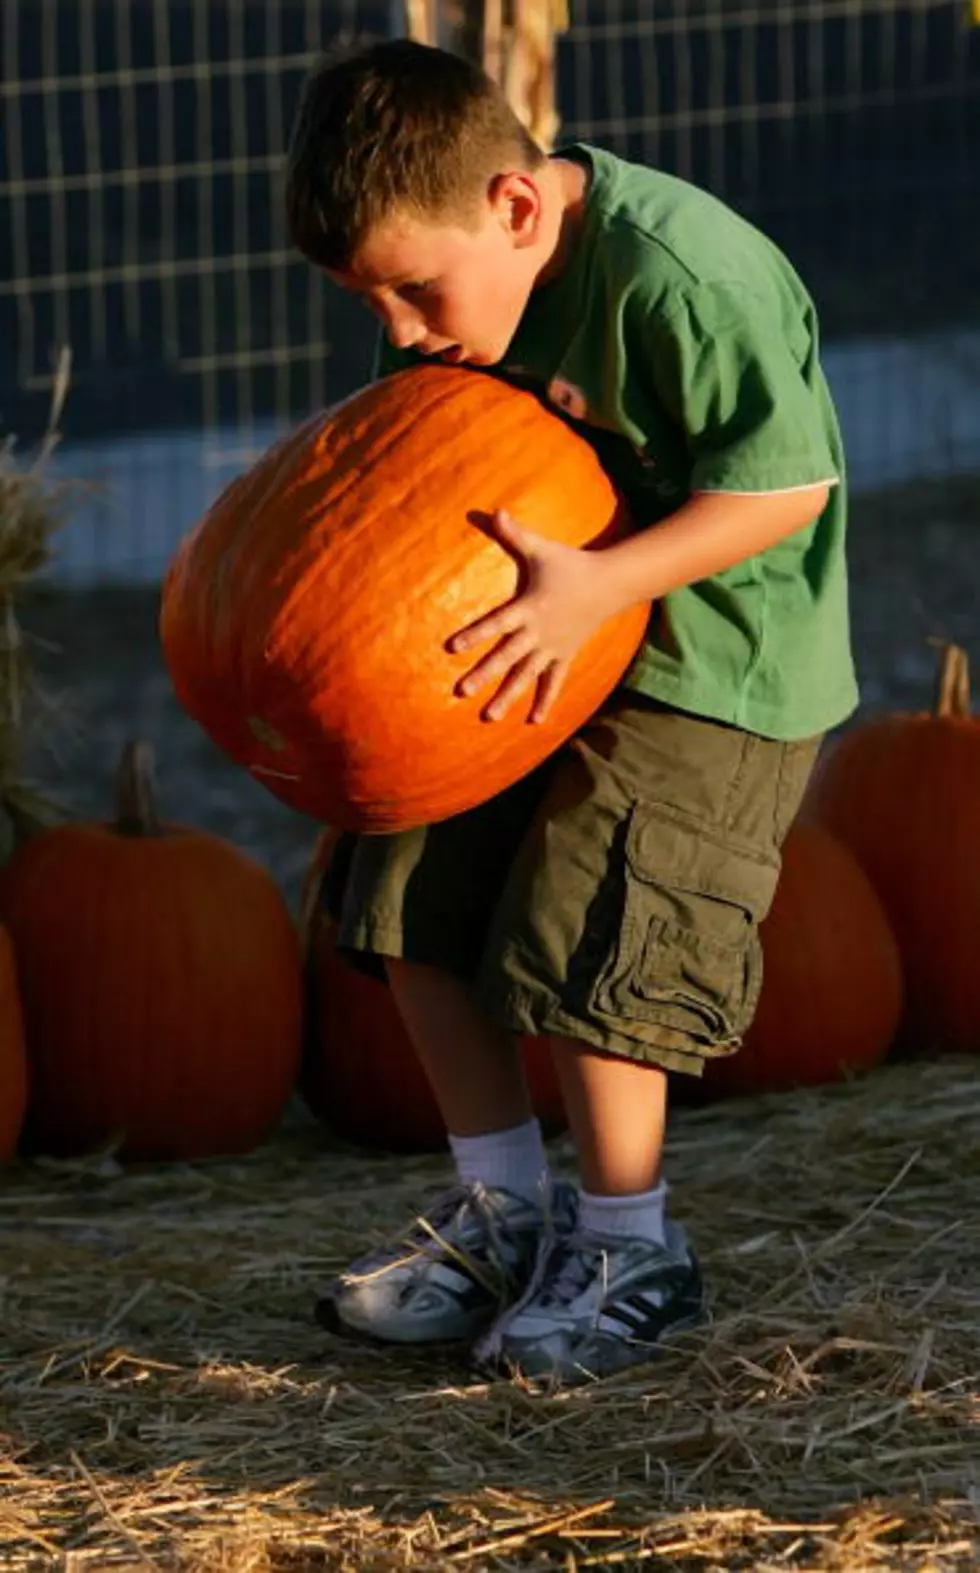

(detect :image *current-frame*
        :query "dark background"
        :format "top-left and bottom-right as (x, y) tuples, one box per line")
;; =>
(3, 0), (977, 448)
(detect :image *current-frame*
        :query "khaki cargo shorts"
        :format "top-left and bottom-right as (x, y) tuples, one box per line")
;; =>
(324, 692), (822, 1077)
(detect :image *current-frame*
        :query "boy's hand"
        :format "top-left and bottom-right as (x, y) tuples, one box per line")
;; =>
(446, 510), (625, 723)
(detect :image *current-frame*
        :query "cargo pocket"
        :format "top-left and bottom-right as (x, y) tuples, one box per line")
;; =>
(591, 803), (781, 1051)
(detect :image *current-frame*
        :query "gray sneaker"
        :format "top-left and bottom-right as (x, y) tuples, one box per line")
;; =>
(316, 1178), (578, 1344)
(474, 1219), (706, 1386)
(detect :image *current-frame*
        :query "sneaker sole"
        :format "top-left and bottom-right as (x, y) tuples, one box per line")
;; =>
(480, 1304), (711, 1384)
(315, 1293), (499, 1346)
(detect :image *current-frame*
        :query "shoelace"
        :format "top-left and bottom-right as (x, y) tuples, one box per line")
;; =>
(415, 1181), (522, 1298)
(341, 1181), (528, 1299)
(531, 1234), (612, 1311)
(473, 1198), (582, 1362)
(475, 1228), (677, 1363)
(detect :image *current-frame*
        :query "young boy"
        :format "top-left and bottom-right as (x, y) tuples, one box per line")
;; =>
(285, 38), (857, 1387)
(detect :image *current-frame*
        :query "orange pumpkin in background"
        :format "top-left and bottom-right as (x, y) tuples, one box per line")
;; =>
(0, 742), (302, 1162)
(298, 829), (566, 1152)
(700, 821), (903, 1101)
(807, 643), (980, 1054)
(0, 925), (28, 1162)
(159, 365), (649, 834)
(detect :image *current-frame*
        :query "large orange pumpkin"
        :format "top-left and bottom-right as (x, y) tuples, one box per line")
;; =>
(298, 829), (566, 1151)
(807, 643), (980, 1054)
(0, 925), (28, 1162)
(699, 822), (903, 1100)
(160, 366), (649, 833)
(0, 741), (303, 1161)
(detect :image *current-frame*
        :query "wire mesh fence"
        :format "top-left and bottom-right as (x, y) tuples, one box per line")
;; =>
(1, 0), (978, 582)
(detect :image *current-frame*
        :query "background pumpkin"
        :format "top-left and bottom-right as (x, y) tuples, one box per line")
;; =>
(807, 643), (980, 1055)
(159, 365), (650, 834)
(0, 924), (28, 1162)
(698, 821), (903, 1100)
(0, 741), (302, 1161)
(298, 829), (566, 1152)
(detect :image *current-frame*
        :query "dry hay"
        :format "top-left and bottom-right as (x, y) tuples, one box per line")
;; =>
(0, 353), (78, 850)
(1, 1053), (978, 1571)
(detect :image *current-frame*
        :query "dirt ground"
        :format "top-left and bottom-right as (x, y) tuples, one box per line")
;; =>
(17, 471), (980, 911)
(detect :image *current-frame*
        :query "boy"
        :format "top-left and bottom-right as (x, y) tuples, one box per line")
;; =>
(285, 38), (857, 1387)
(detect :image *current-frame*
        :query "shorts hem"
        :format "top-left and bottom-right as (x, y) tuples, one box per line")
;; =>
(335, 915), (478, 981)
(475, 977), (723, 1079)
(335, 913), (406, 958)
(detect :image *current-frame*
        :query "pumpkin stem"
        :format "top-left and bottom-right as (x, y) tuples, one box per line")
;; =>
(115, 740), (163, 836)
(934, 643), (971, 719)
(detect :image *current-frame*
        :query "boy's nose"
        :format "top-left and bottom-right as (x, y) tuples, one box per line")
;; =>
(386, 309), (425, 352)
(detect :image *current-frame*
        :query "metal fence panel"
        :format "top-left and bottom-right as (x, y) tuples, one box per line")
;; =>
(1, 0), (978, 582)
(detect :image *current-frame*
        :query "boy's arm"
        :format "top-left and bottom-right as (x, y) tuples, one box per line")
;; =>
(593, 482), (830, 615)
(596, 278), (838, 608)
(450, 484), (827, 718)
(450, 280), (841, 720)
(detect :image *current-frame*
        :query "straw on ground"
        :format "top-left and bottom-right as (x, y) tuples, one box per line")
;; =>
(2, 1052), (978, 1570)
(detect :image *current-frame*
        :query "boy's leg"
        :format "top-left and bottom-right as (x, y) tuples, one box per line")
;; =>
(471, 693), (822, 1385)
(387, 955), (561, 1209)
(316, 765), (577, 1344)
(385, 958), (533, 1135)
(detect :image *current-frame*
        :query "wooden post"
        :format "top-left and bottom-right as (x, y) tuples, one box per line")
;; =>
(403, 1), (567, 152)
(502, 0), (568, 151)
(404, 0), (438, 46)
(483, 0), (504, 84)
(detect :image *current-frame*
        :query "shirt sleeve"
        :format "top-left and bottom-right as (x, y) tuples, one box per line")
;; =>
(645, 282), (840, 494)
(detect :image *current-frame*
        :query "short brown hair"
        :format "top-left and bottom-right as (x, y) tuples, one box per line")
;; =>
(285, 38), (545, 271)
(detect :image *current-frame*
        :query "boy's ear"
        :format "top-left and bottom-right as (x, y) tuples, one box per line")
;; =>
(487, 170), (545, 247)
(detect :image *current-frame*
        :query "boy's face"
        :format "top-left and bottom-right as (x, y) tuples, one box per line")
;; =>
(329, 171), (550, 367)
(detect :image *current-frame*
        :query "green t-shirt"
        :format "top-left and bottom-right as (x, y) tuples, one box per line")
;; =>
(376, 143), (858, 740)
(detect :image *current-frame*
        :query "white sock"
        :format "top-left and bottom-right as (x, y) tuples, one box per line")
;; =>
(578, 1178), (668, 1247)
(448, 1118), (549, 1204)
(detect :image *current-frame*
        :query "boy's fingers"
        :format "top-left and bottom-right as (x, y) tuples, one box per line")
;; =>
(481, 654), (544, 721)
(454, 631), (537, 697)
(492, 508), (527, 541)
(528, 661), (567, 723)
(446, 605), (521, 654)
(492, 509), (552, 557)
